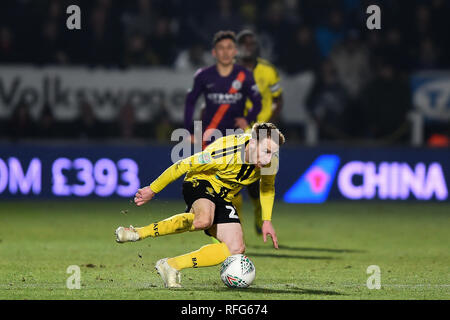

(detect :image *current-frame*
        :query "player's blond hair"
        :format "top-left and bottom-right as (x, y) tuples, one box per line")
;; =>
(251, 122), (286, 146)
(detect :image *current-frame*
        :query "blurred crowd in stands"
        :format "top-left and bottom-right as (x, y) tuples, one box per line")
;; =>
(0, 0), (449, 145)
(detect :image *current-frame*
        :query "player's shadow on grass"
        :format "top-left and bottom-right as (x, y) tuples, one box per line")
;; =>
(245, 252), (337, 260)
(248, 244), (366, 254)
(170, 286), (344, 296)
(237, 286), (344, 296)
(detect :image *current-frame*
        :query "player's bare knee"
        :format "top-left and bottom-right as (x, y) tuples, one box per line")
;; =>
(193, 216), (213, 230)
(192, 199), (215, 230)
(228, 242), (245, 255)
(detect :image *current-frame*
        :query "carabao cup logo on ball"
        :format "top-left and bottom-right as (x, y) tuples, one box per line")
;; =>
(220, 254), (256, 288)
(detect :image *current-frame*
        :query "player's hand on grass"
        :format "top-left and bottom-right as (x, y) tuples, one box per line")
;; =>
(134, 186), (155, 206)
(262, 220), (279, 249)
(234, 117), (249, 130)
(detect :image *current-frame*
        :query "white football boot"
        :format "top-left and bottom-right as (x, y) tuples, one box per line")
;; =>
(155, 258), (182, 288)
(115, 225), (140, 243)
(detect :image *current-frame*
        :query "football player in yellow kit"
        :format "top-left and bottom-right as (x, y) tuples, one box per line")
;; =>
(235, 29), (284, 234)
(237, 30), (283, 125)
(115, 123), (285, 288)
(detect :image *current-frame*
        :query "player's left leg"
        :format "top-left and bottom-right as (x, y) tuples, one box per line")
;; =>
(156, 241), (231, 288)
(165, 241), (231, 272)
(164, 199), (230, 272)
(210, 192), (243, 244)
(156, 200), (231, 288)
(214, 222), (246, 255)
(164, 222), (244, 273)
(157, 200), (244, 287)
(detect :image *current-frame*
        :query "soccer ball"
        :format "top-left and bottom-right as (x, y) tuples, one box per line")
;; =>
(220, 254), (256, 288)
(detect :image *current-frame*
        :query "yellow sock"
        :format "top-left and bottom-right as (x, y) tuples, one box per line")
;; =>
(210, 237), (221, 244)
(135, 213), (195, 239)
(232, 193), (243, 222)
(167, 243), (231, 271)
(249, 195), (262, 229)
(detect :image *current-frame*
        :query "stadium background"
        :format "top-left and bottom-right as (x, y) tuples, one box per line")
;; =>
(0, 0), (448, 202)
(0, 0), (449, 301)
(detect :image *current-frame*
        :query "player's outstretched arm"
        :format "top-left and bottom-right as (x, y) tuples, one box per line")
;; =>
(134, 151), (219, 207)
(260, 173), (278, 249)
(262, 220), (278, 249)
(133, 158), (191, 207)
(134, 186), (156, 206)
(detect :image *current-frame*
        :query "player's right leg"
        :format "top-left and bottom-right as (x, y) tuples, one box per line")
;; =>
(115, 198), (216, 243)
(115, 211), (197, 243)
(116, 181), (217, 243)
(115, 225), (140, 242)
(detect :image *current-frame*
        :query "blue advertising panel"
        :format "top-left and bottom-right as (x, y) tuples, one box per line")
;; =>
(279, 146), (449, 202)
(0, 143), (182, 200)
(0, 143), (449, 202)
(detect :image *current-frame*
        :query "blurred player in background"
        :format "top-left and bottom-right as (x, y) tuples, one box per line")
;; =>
(183, 30), (262, 149)
(237, 30), (283, 124)
(236, 29), (284, 234)
(115, 123), (285, 288)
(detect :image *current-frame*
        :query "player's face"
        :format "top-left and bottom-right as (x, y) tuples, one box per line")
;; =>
(238, 35), (257, 59)
(213, 39), (237, 66)
(249, 138), (279, 169)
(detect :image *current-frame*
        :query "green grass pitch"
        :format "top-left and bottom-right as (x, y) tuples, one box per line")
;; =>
(0, 200), (449, 300)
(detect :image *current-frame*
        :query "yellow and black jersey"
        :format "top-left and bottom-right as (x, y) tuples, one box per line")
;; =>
(150, 134), (278, 221)
(244, 58), (282, 123)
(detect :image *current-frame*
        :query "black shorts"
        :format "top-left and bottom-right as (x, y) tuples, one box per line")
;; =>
(182, 179), (240, 225)
(233, 180), (260, 199)
(247, 180), (260, 199)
